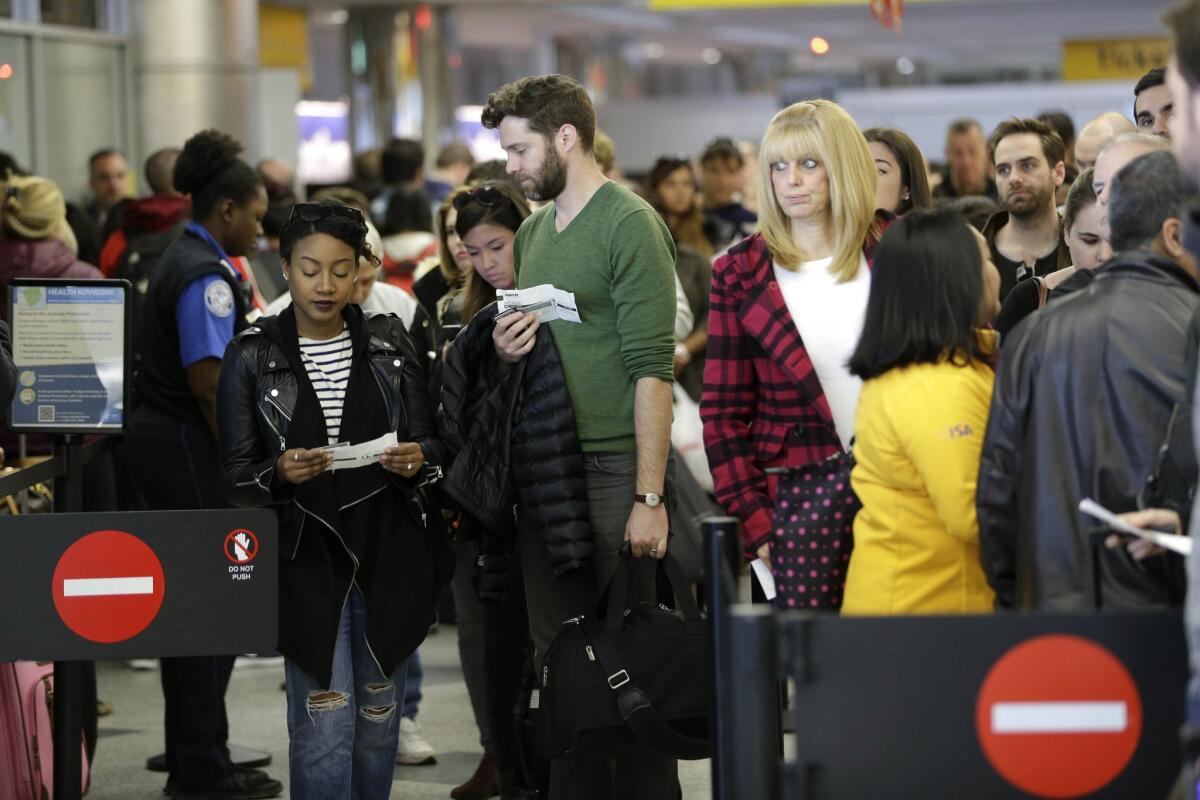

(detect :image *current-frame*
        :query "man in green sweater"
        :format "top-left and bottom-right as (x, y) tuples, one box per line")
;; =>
(482, 74), (678, 799)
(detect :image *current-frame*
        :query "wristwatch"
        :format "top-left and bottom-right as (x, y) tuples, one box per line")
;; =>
(635, 492), (663, 508)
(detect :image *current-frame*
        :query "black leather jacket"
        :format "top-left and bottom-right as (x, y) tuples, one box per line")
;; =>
(218, 304), (452, 687)
(978, 252), (1198, 610)
(219, 310), (443, 546)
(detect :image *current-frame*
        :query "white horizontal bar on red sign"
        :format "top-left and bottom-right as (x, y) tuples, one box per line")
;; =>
(62, 577), (155, 597)
(991, 701), (1128, 734)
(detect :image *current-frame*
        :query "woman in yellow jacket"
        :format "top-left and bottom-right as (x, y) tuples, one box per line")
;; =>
(842, 208), (1001, 614)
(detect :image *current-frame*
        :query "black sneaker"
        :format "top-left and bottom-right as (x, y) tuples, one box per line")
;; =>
(168, 769), (282, 800)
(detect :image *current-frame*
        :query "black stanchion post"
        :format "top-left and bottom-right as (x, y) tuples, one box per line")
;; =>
(705, 516), (742, 800)
(727, 605), (779, 800)
(52, 435), (84, 800)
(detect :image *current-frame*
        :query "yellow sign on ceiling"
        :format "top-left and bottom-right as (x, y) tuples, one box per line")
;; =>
(649, 0), (938, 8)
(259, 4), (311, 89)
(1062, 37), (1171, 82)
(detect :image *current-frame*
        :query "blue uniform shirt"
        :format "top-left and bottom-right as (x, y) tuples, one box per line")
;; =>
(177, 274), (237, 367)
(177, 223), (241, 368)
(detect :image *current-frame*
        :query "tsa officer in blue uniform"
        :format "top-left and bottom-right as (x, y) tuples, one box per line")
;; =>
(126, 130), (281, 800)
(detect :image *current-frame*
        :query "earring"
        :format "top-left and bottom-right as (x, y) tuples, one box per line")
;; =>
(904, 192), (910, 200)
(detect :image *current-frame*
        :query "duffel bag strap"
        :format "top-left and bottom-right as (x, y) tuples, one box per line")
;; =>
(605, 554), (634, 632)
(581, 619), (710, 760)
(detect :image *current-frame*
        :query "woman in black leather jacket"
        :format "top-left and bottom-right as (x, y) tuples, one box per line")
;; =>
(216, 199), (452, 799)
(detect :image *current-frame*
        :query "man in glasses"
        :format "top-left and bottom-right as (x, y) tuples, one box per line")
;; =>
(482, 74), (679, 799)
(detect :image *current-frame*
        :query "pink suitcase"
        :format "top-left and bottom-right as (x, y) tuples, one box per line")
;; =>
(0, 661), (90, 799)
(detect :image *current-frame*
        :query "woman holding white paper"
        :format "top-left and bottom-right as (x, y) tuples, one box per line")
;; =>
(216, 198), (453, 800)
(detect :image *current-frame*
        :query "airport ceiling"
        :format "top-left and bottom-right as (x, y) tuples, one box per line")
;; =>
(290, 0), (1177, 75)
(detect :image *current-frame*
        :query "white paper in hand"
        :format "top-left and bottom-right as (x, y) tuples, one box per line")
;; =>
(1078, 498), (1192, 556)
(497, 284), (581, 323)
(751, 559), (777, 601)
(326, 432), (399, 472)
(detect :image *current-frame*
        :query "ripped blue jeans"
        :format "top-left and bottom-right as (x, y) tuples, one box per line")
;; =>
(285, 585), (407, 800)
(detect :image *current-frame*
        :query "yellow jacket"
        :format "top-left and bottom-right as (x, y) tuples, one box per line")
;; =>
(842, 336), (997, 615)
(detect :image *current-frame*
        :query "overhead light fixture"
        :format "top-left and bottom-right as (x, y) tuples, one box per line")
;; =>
(702, 48), (722, 65)
(644, 42), (665, 59)
(896, 56), (915, 75)
(809, 37), (830, 56)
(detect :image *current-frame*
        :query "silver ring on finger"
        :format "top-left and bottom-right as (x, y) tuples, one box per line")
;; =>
(293, 452), (299, 462)
(406, 463), (412, 471)
(649, 546), (658, 555)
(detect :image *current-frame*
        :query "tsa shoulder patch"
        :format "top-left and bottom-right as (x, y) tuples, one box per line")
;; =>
(204, 279), (235, 318)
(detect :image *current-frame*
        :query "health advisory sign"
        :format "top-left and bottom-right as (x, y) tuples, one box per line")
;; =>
(8, 279), (131, 434)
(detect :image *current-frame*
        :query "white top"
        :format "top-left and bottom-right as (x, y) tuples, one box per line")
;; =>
(266, 281), (418, 330)
(773, 253), (870, 450)
(298, 328), (353, 445)
(674, 272), (694, 342)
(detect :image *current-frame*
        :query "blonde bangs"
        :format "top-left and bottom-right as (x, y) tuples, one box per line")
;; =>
(756, 99), (879, 281)
(758, 106), (825, 169)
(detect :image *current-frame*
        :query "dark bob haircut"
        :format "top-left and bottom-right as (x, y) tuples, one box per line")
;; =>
(849, 208), (985, 380)
(173, 130), (262, 220)
(279, 198), (378, 268)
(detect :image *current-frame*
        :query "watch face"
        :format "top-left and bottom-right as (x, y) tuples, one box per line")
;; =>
(641, 493), (662, 507)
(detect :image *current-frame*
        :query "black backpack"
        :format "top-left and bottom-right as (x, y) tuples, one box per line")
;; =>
(116, 221), (186, 392)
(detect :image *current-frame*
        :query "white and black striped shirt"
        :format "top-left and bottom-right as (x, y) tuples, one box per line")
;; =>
(298, 328), (353, 445)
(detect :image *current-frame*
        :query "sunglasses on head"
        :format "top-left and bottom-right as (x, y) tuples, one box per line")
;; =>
(285, 202), (364, 230)
(452, 184), (505, 211)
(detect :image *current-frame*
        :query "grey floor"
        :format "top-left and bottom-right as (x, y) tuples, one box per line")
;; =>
(88, 624), (713, 799)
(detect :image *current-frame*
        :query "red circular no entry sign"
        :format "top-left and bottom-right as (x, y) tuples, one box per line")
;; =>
(52, 530), (165, 643)
(975, 634), (1142, 798)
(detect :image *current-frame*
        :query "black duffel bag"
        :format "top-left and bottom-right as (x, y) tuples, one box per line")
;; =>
(538, 548), (711, 760)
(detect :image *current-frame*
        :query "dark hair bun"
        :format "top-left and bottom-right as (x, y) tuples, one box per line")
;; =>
(173, 129), (244, 195)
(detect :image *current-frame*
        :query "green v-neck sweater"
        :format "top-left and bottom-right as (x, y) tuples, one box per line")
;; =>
(514, 181), (677, 453)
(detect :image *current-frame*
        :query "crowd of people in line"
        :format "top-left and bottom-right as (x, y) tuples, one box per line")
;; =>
(4, 2), (1200, 798)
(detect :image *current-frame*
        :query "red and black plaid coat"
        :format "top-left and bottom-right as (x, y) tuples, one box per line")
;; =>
(700, 226), (885, 555)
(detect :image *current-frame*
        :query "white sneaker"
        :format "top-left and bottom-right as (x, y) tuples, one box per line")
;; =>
(396, 717), (437, 765)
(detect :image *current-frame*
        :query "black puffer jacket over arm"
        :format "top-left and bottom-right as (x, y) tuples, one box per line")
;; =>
(439, 302), (593, 597)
